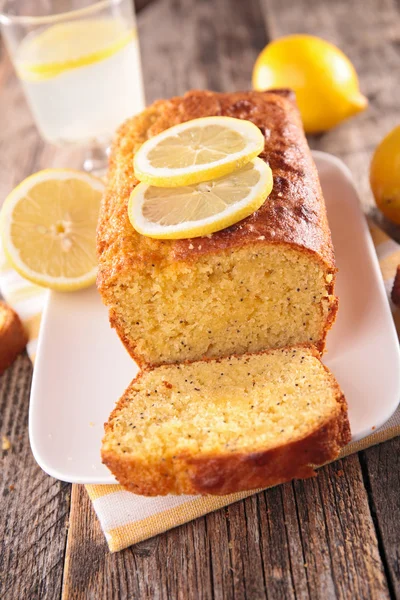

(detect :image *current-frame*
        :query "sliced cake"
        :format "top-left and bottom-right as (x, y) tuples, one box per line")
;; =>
(102, 346), (350, 496)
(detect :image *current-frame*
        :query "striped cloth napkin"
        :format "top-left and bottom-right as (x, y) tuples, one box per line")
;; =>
(0, 223), (399, 552)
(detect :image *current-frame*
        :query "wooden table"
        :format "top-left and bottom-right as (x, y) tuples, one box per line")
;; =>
(1, 0), (399, 598)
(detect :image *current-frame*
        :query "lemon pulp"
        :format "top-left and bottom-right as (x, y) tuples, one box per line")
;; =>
(147, 125), (247, 168)
(0, 170), (104, 291)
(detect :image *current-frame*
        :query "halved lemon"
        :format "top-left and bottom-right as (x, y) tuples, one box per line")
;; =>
(133, 116), (265, 188)
(0, 170), (105, 291)
(128, 157), (273, 239)
(15, 18), (135, 81)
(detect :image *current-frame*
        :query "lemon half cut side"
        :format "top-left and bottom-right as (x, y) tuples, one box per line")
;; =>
(0, 169), (105, 291)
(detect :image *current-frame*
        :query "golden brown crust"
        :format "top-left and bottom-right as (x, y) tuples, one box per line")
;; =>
(101, 346), (351, 496)
(0, 302), (27, 375)
(108, 307), (142, 364)
(102, 406), (350, 495)
(319, 293), (339, 353)
(97, 88), (336, 290)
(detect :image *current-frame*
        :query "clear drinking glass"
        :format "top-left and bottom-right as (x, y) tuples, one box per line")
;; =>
(0, 0), (145, 173)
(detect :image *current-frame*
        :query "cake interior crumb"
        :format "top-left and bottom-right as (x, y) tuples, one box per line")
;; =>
(103, 349), (339, 460)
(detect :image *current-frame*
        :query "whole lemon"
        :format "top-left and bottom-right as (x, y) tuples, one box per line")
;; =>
(252, 34), (367, 134)
(370, 126), (400, 225)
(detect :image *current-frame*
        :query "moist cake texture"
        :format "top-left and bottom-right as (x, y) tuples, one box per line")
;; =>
(102, 346), (350, 495)
(97, 89), (338, 367)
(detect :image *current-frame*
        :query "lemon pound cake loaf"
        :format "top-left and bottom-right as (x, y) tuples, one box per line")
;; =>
(97, 90), (338, 367)
(102, 346), (350, 496)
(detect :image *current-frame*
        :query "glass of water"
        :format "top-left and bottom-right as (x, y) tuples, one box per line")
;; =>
(0, 0), (145, 173)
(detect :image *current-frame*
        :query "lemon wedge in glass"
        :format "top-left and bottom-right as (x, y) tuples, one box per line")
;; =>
(0, 170), (104, 291)
(128, 157), (273, 239)
(15, 18), (135, 81)
(252, 35), (367, 134)
(133, 116), (265, 187)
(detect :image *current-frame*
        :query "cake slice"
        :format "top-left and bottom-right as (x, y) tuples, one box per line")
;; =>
(102, 346), (350, 496)
(0, 301), (27, 375)
(97, 89), (338, 368)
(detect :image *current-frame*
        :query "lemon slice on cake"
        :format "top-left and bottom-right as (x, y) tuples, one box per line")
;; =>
(0, 170), (104, 291)
(128, 157), (273, 239)
(133, 116), (265, 187)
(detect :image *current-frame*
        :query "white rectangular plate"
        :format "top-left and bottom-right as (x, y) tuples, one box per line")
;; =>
(29, 151), (400, 484)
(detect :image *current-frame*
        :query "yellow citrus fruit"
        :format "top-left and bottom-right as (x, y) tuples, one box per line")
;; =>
(15, 18), (135, 81)
(128, 157), (273, 239)
(133, 116), (265, 187)
(0, 169), (105, 291)
(252, 34), (367, 134)
(370, 125), (400, 225)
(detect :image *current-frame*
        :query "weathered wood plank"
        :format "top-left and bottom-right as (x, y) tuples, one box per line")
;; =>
(0, 44), (77, 600)
(294, 457), (389, 600)
(0, 356), (70, 600)
(60, 486), (109, 600)
(138, 0), (267, 103)
(62, 457), (390, 600)
(134, 0), (156, 12)
(62, 485), (214, 600)
(361, 438), (400, 598)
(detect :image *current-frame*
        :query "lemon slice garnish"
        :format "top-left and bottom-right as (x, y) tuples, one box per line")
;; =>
(133, 116), (265, 188)
(128, 157), (273, 239)
(0, 170), (105, 291)
(16, 18), (135, 81)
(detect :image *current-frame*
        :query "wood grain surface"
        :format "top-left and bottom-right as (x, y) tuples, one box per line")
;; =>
(0, 0), (399, 599)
